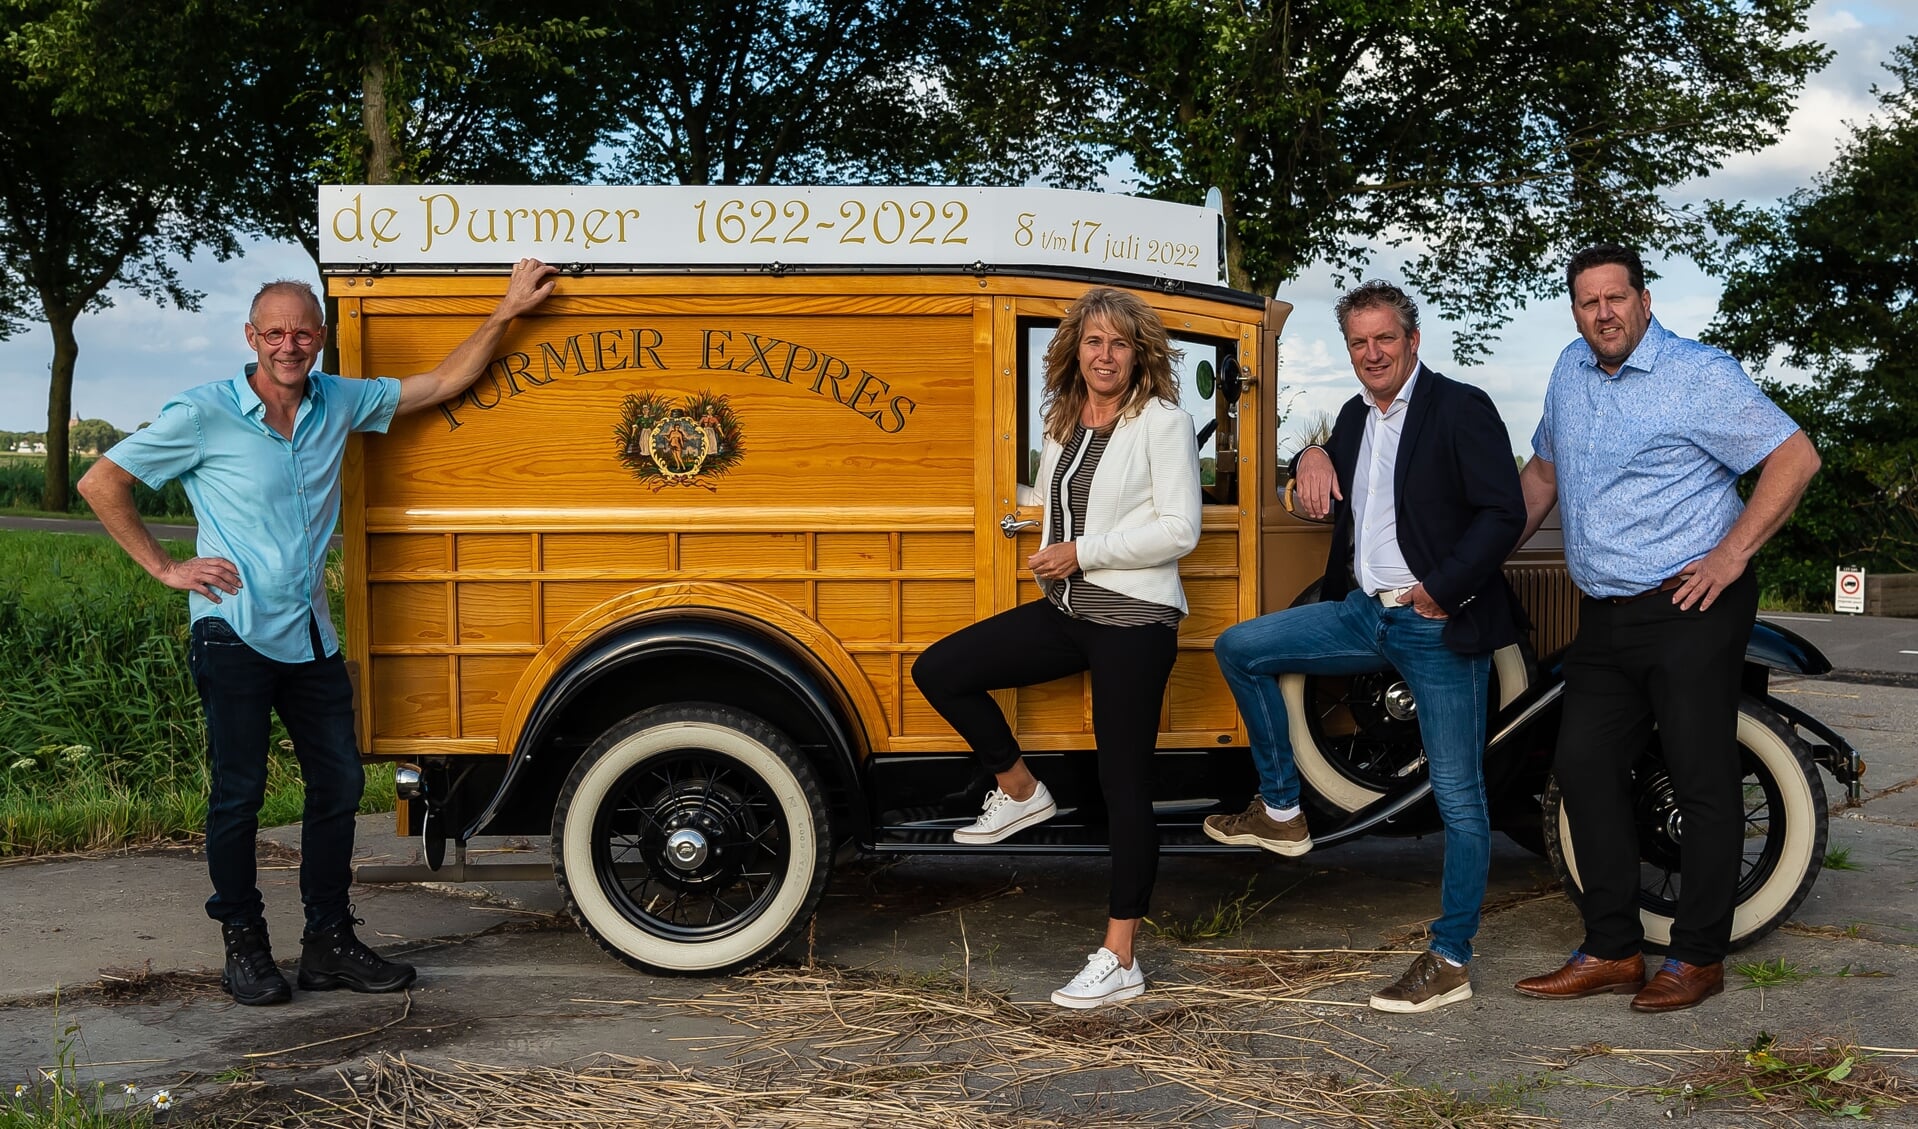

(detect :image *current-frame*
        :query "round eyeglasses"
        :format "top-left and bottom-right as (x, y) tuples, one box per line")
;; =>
(251, 327), (323, 348)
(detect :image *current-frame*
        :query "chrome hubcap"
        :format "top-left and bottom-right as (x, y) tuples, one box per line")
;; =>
(664, 828), (709, 871)
(1383, 681), (1418, 722)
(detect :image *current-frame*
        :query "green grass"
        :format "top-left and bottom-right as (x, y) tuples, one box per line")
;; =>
(3, 1008), (163, 1128)
(0, 455), (192, 521)
(0, 530), (389, 857)
(1825, 846), (1864, 871)
(1734, 957), (1812, 989)
(1146, 877), (1280, 944)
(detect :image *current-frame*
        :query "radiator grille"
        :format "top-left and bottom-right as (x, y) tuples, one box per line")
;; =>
(1505, 565), (1582, 658)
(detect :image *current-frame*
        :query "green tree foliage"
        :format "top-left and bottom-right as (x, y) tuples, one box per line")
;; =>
(67, 418), (125, 455)
(1705, 39), (1918, 605)
(590, 0), (994, 185)
(969, 0), (1827, 357)
(0, 0), (241, 511)
(230, 0), (604, 250)
(219, 1), (604, 369)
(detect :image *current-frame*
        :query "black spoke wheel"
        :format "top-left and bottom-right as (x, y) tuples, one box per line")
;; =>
(1301, 669), (1428, 791)
(554, 703), (830, 975)
(1545, 697), (1826, 951)
(1282, 644), (1530, 813)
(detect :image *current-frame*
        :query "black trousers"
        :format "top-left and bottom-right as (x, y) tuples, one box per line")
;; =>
(911, 598), (1178, 920)
(1553, 568), (1757, 966)
(188, 617), (364, 931)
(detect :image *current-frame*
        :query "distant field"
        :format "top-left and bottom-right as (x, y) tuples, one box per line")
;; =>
(0, 453), (193, 520)
(0, 529), (385, 856)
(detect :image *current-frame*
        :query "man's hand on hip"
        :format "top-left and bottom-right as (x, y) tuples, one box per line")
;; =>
(162, 557), (242, 602)
(1672, 546), (1746, 612)
(1402, 583), (1449, 620)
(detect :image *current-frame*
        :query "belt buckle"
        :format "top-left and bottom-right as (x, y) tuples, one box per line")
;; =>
(1376, 585), (1412, 608)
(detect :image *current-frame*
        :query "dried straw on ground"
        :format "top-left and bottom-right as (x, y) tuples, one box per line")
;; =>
(1536, 1039), (1918, 1126)
(227, 950), (1916, 1127)
(240, 949), (1554, 1128)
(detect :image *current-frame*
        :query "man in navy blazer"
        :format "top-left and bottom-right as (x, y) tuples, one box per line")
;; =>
(1207, 280), (1526, 1014)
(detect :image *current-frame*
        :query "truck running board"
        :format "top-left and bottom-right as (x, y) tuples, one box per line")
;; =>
(355, 861), (554, 883)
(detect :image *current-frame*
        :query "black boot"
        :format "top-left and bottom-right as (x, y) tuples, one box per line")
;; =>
(297, 913), (417, 993)
(220, 921), (292, 1006)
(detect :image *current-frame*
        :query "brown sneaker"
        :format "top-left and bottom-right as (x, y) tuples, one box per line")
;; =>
(1369, 951), (1473, 1013)
(1202, 799), (1312, 856)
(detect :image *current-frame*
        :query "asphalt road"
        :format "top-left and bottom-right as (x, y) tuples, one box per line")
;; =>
(0, 513), (199, 542)
(1760, 611), (1918, 679)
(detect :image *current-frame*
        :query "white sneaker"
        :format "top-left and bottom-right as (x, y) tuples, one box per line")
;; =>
(952, 781), (1057, 844)
(1051, 947), (1146, 1009)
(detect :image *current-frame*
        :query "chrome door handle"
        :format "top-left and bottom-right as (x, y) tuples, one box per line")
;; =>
(999, 514), (1039, 539)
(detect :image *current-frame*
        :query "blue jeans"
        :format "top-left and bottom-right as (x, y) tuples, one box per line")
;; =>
(187, 617), (363, 932)
(1213, 589), (1492, 964)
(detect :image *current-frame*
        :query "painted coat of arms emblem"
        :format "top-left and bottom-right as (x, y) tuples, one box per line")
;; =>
(615, 391), (743, 489)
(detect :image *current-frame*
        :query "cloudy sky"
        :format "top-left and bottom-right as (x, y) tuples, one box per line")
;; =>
(2, 0), (1912, 450)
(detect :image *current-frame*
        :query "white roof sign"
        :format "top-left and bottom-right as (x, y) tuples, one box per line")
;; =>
(319, 185), (1225, 286)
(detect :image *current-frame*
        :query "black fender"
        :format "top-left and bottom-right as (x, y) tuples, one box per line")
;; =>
(459, 612), (868, 843)
(1483, 624), (1861, 800)
(1481, 616), (1833, 761)
(1748, 618), (1835, 676)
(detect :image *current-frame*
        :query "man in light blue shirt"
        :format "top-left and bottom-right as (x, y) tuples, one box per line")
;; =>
(1512, 245), (1818, 1013)
(79, 259), (557, 1006)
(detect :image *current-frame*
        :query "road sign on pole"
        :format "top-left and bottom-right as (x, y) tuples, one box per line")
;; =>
(1835, 567), (1866, 615)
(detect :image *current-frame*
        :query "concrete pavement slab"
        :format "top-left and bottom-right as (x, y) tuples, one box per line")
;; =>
(0, 818), (540, 1002)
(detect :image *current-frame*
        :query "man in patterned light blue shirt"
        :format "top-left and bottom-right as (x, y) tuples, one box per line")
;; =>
(78, 259), (557, 1007)
(1511, 244), (1819, 1014)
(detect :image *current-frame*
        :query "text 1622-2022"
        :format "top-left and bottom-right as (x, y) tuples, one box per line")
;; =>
(693, 198), (972, 246)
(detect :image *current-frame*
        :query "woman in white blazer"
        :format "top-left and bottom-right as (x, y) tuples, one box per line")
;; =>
(912, 287), (1201, 1009)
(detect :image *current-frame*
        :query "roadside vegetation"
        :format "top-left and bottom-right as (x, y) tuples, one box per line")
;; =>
(0, 454), (191, 522)
(3, 1007), (167, 1129)
(0, 530), (390, 857)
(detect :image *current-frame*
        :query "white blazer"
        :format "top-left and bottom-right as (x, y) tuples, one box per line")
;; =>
(1025, 396), (1203, 612)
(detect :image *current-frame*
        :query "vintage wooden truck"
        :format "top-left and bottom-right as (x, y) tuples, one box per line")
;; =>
(323, 185), (1845, 977)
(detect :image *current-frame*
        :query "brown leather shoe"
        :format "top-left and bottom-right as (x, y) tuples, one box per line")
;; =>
(1514, 950), (1646, 999)
(1631, 958), (1724, 1012)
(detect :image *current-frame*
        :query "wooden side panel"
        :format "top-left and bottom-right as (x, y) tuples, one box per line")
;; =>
(542, 533), (670, 573)
(542, 580), (643, 632)
(337, 274), (1290, 760)
(457, 534), (533, 571)
(459, 656), (527, 733)
(456, 583), (536, 644)
(358, 313), (974, 512)
(899, 580), (972, 643)
(370, 656), (452, 736)
(371, 583), (449, 645)
(817, 533), (890, 571)
(1165, 652), (1237, 731)
(371, 534), (448, 573)
(817, 581), (895, 643)
(354, 299), (981, 754)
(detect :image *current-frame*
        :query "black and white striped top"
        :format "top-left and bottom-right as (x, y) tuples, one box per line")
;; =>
(1043, 422), (1184, 628)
